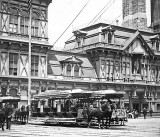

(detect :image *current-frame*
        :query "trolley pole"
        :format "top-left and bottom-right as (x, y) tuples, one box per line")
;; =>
(28, 0), (32, 121)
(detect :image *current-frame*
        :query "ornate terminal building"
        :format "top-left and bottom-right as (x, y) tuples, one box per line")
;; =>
(63, 23), (160, 113)
(0, 0), (160, 114)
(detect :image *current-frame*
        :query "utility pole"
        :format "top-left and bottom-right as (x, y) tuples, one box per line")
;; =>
(28, 0), (32, 120)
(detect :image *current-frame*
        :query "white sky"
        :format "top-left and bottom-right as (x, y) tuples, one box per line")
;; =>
(48, 0), (151, 50)
(48, 0), (123, 50)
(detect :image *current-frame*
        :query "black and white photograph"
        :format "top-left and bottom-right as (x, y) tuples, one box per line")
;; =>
(0, 0), (160, 136)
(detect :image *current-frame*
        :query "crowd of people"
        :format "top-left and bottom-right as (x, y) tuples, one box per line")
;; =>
(127, 107), (154, 119)
(0, 103), (29, 131)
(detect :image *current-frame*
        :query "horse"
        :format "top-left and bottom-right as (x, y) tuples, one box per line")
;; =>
(25, 105), (29, 123)
(87, 100), (115, 129)
(0, 108), (6, 131)
(14, 108), (21, 121)
(101, 101), (115, 128)
(87, 106), (103, 129)
(20, 105), (26, 123)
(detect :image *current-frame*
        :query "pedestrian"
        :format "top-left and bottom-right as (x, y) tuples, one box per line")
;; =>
(4, 103), (13, 130)
(149, 108), (153, 117)
(143, 108), (147, 119)
(0, 106), (5, 131)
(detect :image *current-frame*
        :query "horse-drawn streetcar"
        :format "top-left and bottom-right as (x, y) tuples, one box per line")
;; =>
(33, 89), (127, 128)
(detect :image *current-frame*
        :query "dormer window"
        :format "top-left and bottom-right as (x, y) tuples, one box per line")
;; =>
(60, 56), (83, 78)
(66, 64), (71, 76)
(102, 25), (115, 44)
(108, 32), (112, 43)
(150, 35), (160, 51)
(73, 30), (87, 48)
(74, 64), (79, 77)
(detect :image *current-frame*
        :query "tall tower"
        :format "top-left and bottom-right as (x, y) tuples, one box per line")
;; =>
(151, 0), (160, 33)
(122, 0), (148, 30)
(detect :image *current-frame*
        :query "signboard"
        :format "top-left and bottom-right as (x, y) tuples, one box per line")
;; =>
(112, 109), (127, 118)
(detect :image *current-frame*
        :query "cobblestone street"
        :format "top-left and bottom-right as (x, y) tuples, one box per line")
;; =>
(0, 117), (160, 137)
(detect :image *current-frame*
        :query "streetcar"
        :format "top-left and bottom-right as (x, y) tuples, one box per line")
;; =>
(33, 89), (127, 127)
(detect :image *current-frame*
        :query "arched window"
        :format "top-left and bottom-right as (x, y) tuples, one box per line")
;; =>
(108, 32), (112, 43)
(1, 88), (7, 96)
(9, 8), (18, 33)
(20, 10), (29, 35)
(9, 88), (18, 97)
(32, 12), (39, 37)
(66, 64), (71, 76)
(74, 65), (79, 77)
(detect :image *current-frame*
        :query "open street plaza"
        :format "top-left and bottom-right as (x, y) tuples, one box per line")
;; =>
(0, 117), (160, 137)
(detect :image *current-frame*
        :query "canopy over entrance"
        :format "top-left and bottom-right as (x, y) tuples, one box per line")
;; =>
(92, 90), (125, 99)
(0, 96), (20, 103)
(33, 90), (70, 99)
(69, 89), (93, 99)
(33, 89), (125, 100)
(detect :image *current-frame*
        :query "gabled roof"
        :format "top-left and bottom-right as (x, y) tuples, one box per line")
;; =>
(123, 30), (154, 55)
(101, 25), (115, 32)
(132, 44), (145, 54)
(60, 55), (83, 64)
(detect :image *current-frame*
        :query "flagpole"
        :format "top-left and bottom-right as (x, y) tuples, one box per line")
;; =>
(28, 1), (32, 120)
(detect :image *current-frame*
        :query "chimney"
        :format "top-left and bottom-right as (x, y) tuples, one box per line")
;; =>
(116, 20), (119, 26)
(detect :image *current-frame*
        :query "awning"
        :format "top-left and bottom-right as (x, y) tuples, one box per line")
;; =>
(0, 96), (20, 103)
(69, 89), (93, 98)
(33, 90), (70, 99)
(92, 90), (125, 99)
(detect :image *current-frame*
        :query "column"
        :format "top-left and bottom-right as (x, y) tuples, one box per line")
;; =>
(17, 80), (21, 108)
(57, 100), (61, 112)
(106, 32), (108, 43)
(45, 99), (48, 106)
(129, 91), (133, 112)
(18, 13), (20, 33)
(72, 64), (75, 77)
(40, 100), (44, 113)
(38, 81), (42, 110)
(111, 32), (114, 44)
(98, 26), (102, 43)
(79, 65), (82, 77)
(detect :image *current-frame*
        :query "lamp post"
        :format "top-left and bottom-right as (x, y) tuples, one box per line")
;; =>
(28, 0), (32, 120)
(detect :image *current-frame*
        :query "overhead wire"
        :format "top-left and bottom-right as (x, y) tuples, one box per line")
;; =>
(92, 0), (116, 24)
(64, 0), (119, 50)
(110, 13), (123, 25)
(53, 0), (90, 48)
(87, 0), (113, 26)
(65, 0), (115, 44)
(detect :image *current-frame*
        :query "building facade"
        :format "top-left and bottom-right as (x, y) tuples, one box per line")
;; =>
(0, 0), (52, 107)
(64, 23), (160, 113)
